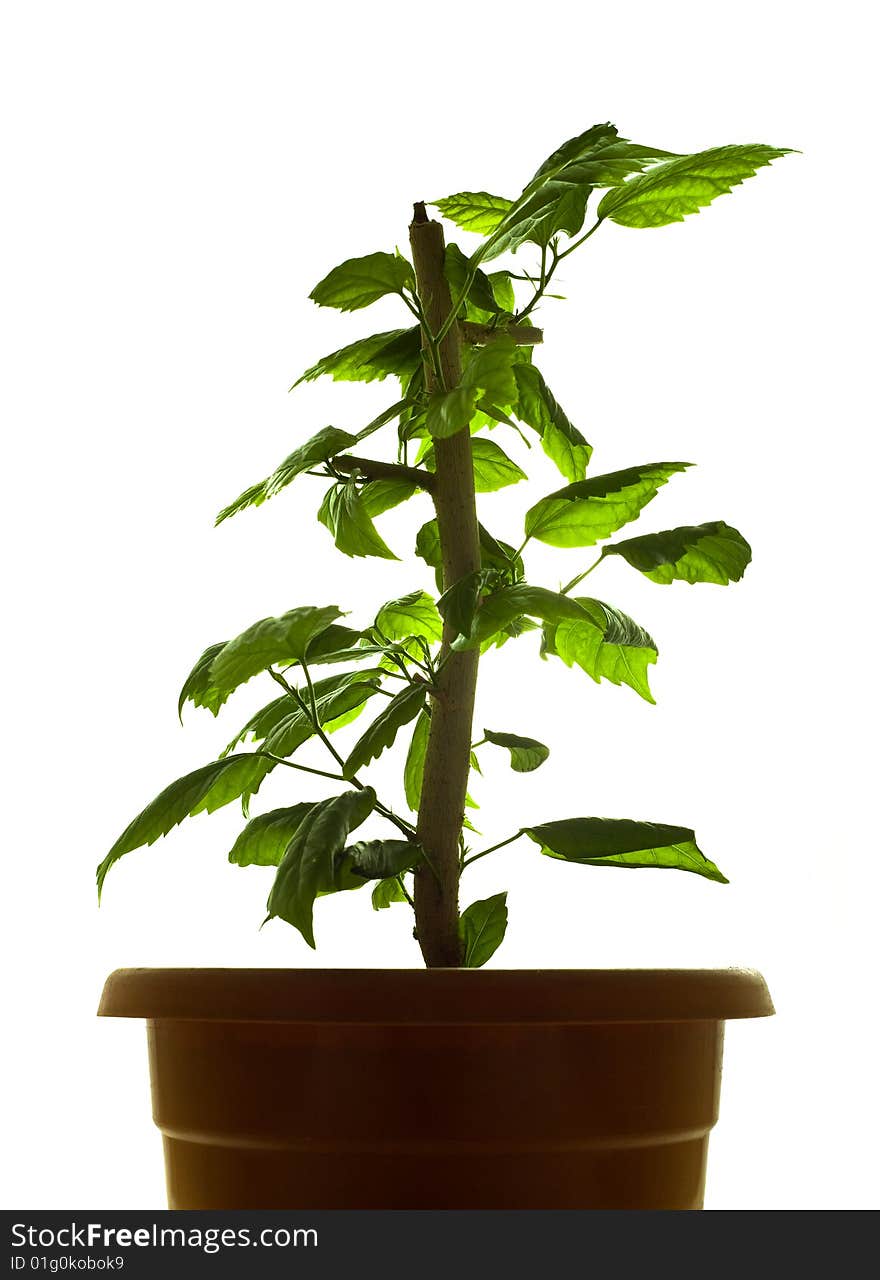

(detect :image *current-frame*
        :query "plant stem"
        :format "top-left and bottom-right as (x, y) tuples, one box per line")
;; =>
(255, 752), (347, 784)
(515, 242), (557, 322)
(561, 554), (604, 595)
(396, 874), (415, 908)
(267, 668), (416, 840)
(409, 203), (481, 968)
(556, 218), (603, 260)
(461, 831), (522, 870)
(434, 268), (475, 345)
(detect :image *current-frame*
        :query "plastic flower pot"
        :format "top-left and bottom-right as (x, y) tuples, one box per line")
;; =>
(99, 966), (773, 1209)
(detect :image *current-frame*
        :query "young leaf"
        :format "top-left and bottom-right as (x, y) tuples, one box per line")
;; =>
(215, 427), (357, 526)
(344, 683), (426, 778)
(375, 590), (443, 643)
(544, 598), (658, 704)
(310, 252), (414, 312)
(293, 327), (421, 387)
(178, 641), (229, 719)
(523, 816), (728, 882)
(477, 125), (676, 261)
(318, 480), (398, 560)
(297, 624), (369, 665)
(485, 181), (593, 257)
(372, 877), (408, 909)
(603, 521), (751, 584)
(97, 754), (271, 896)
(423, 437), (527, 492)
(514, 365), (591, 483)
(209, 605), (345, 698)
(266, 788), (376, 947)
(416, 519), (523, 587)
(211, 482), (269, 527)
(437, 570), (485, 640)
(345, 839), (423, 880)
(488, 271), (516, 313)
(597, 144), (792, 229)
(432, 192), (513, 235)
(222, 669), (381, 755)
(260, 680), (380, 760)
(228, 804), (318, 867)
(453, 584), (590, 650)
(529, 124), (673, 186)
(524, 462), (691, 548)
(483, 729), (549, 773)
(444, 243), (508, 317)
(459, 892), (509, 968)
(427, 337), (517, 438)
(404, 709), (430, 813)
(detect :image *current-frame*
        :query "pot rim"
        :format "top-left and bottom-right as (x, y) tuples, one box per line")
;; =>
(98, 967), (774, 1025)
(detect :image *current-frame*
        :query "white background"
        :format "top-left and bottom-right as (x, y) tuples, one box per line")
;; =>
(2, 0), (877, 1211)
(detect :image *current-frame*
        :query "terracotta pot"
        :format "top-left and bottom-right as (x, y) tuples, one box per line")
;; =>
(98, 967), (772, 1210)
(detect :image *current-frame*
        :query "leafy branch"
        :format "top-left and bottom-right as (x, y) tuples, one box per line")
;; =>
(98, 123), (791, 966)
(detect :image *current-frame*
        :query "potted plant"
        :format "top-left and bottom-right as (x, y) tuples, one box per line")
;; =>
(98, 123), (789, 1210)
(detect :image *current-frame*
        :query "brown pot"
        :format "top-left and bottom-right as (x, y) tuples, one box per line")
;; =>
(98, 967), (773, 1210)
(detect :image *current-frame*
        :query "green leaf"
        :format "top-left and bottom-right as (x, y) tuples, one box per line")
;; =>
(318, 479), (398, 559)
(477, 125), (676, 261)
(603, 521), (752, 584)
(222, 669), (380, 755)
(262, 426), (360, 498)
(257, 677), (381, 761)
(444, 243), (509, 318)
(483, 729), (549, 773)
(211, 482), (268, 526)
(432, 192), (513, 235)
(298, 625), (368, 664)
(486, 181), (593, 257)
(228, 803), (318, 867)
(423, 437), (526, 492)
(453, 584), (589, 650)
(597, 144), (792, 229)
(293, 327), (421, 387)
(475, 526), (525, 582)
(426, 338), (517, 439)
(178, 641), (229, 719)
(416, 519), (523, 590)
(344, 683), (426, 778)
(209, 605), (345, 698)
(488, 271), (516, 313)
(372, 876), (408, 910)
(215, 427), (357, 526)
(345, 839), (422, 880)
(524, 816), (727, 883)
(525, 462), (691, 548)
(437, 570), (485, 640)
(514, 365), (591, 482)
(459, 892), (509, 968)
(404, 710), (430, 812)
(529, 124), (674, 186)
(376, 590), (443, 643)
(544, 598), (658, 703)
(360, 477), (418, 517)
(97, 754), (271, 896)
(310, 252), (414, 312)
(266, 788), (376, 947)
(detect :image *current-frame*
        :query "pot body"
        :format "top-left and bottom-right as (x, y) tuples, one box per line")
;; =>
(100, 968), (773, 1210)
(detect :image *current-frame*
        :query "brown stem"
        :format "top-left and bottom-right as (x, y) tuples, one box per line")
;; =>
(331, 454), (436, 492)
(409, 205), (480, 968)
